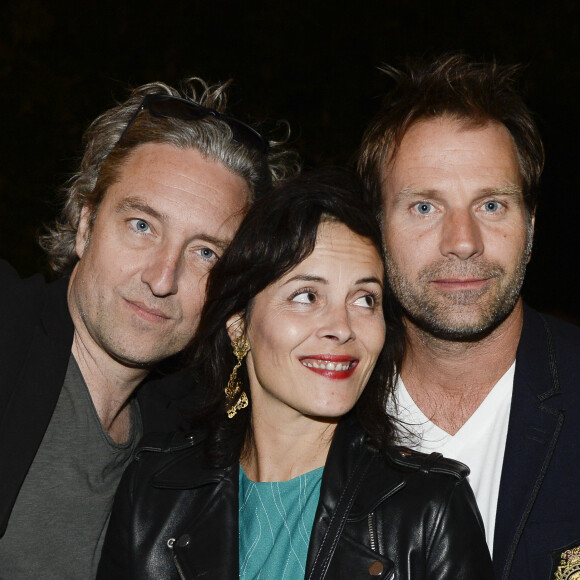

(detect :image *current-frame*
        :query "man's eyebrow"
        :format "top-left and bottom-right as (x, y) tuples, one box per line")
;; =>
(197, 234), (230, 252)
(393, 183), (523, 200)
(393, 186), (438, 201)
(115, 197), (165, 222)
(478, 184), (524, 198)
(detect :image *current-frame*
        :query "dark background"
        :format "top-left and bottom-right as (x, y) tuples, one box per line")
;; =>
(1, 1), (578, 320)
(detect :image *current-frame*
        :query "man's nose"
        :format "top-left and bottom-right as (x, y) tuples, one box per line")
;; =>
(140, 247), (182, 297)
(439, 208), (483, 260)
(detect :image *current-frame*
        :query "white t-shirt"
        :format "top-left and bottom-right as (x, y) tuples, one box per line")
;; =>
(389, 362), (515, 549)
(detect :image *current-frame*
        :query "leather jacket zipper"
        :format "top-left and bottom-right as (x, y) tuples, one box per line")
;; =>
(368, 513), (394, 579)
(368, 512), (377, 552)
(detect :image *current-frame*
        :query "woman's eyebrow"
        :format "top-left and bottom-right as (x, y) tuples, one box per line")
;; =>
(281, 274), (327, 286)
(356, 276), (383, 287)
(281, 274), (383, 287)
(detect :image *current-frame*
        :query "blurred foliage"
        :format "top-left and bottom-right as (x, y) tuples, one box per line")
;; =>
(0, 0), (578, 317)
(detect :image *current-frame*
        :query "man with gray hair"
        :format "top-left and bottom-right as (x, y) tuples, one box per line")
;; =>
(0, 78), (296, 578)
(359, 54), (580, 579)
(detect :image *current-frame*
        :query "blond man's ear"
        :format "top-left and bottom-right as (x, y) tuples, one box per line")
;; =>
(75, 205), (93, 259)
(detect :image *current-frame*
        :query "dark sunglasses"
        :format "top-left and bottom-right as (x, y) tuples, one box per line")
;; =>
(120, 93), (269, 153)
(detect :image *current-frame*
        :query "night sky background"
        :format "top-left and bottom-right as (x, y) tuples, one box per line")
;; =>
(1, 1), (579, 321)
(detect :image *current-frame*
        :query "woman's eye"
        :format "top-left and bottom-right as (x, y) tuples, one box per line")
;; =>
(354, 295), (375, 308)
(131, 219), (151, 233)
(483, 201), (501, 213)
(415, 202), (433, 215)
(292, 291), (316, 304)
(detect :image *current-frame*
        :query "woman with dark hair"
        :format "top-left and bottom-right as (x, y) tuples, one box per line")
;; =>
(97, 169), (493, 579)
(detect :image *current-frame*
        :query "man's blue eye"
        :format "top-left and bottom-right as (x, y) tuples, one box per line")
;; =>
(484, 201), (500, 212)
(134, 219), (150, 232)
(199, 248), (217, 260)
(416, 202), (432, 215)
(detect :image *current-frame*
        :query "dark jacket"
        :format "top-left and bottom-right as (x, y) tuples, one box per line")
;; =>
(0, 260), (196, 538)
(97, 416), (493, 579)
(493, 305), (580, 579)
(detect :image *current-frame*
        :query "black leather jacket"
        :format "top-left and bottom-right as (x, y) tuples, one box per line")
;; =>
(97, 416), (492, 579)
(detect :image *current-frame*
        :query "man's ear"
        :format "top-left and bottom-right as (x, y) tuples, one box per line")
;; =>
(526, 210), (536, 264)
(75, 205), (93, 259)
(226, 312), (246, 342)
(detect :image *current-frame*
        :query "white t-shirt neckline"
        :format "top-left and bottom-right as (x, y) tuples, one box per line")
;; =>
(390, 362), (515, 550)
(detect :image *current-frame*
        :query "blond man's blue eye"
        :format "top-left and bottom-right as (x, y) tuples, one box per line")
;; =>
(199, 248), (216, 259)
(133, 219), (150, 231)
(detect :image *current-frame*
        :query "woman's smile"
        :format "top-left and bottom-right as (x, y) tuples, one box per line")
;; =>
(300, 355), (358, 377)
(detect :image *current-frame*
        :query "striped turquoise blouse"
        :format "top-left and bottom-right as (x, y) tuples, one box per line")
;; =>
(238, 466), (324, 579)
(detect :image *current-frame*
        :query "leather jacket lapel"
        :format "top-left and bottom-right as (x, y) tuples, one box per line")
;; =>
(306, 416), (403, 579)
(493, 307), (564, 579)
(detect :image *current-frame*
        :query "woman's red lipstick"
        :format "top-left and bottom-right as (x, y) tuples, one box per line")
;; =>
(299, 355), (358, 379)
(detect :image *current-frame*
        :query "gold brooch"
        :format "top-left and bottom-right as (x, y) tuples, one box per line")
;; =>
(554, 546), (580, 579)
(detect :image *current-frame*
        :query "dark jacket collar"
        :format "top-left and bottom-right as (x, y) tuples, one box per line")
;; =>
(147, 416), (405, 511)
(42, 275), (75, 345)
(149, 430), (233, 490)
(516, 303), (562, 402)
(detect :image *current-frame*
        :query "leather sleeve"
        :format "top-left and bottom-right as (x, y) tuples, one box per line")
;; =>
(426, 479), (494, 579)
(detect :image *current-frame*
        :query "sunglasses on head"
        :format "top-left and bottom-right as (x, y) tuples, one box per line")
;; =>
(120, 93), (269, 153)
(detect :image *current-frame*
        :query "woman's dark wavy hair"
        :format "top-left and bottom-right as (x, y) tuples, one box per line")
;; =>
(187, 168), (405, 467)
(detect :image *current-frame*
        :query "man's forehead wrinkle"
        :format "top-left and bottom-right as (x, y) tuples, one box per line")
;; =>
(144, 171), (226, 196)
(400, 150), (511, 168)
(151, 163), (243, 197)
(128, 147), (243, 196)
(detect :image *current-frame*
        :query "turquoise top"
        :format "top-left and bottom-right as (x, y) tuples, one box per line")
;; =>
(239, 466), (324, 580)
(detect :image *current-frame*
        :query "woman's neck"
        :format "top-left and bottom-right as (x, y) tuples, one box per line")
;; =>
(241, 413), (337, 482)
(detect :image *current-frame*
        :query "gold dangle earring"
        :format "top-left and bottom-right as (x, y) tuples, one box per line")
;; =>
(225, 337), (250, 418)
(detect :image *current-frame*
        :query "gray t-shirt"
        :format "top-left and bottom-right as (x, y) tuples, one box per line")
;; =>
(0, 355), (142, 579)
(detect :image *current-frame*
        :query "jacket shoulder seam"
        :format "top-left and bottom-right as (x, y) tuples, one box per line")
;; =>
(134, 431), (201, 459)
(384, 446), (470, 480)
